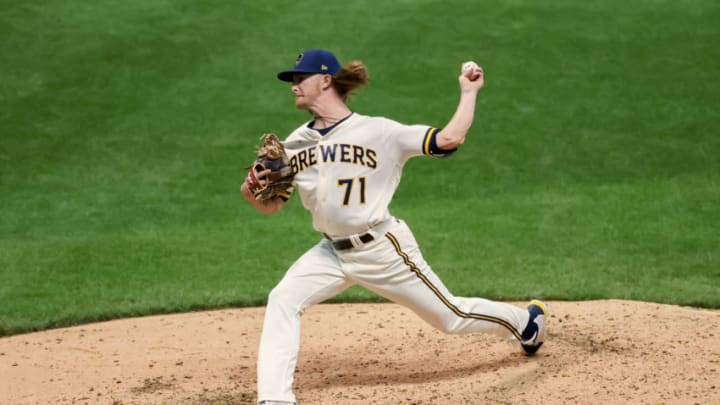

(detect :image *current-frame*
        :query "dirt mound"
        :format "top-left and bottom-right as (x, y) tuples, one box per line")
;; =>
(1, 300), (718, 404)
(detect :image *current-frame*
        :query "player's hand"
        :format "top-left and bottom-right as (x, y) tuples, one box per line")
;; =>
(244, 167), (272, 191)
(459, 61), (484, 93)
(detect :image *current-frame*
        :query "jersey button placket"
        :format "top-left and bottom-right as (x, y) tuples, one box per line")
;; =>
(318, 166), (326, 203)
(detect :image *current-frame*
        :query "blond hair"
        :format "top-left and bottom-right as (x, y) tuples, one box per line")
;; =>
(332, 60), (369, 102)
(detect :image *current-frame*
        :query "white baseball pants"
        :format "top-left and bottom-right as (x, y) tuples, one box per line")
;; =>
(256, 217), (530, 403)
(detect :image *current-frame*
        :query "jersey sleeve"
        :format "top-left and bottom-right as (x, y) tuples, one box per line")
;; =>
(385, 119), (457, 162)
(421, 127), (457, 158)
(276, 185), (294, 202)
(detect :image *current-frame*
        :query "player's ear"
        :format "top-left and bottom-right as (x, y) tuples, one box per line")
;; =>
(320, 74), (333, 90)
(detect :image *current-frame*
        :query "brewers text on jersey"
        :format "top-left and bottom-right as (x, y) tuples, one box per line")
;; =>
(289, 143), (377, 174)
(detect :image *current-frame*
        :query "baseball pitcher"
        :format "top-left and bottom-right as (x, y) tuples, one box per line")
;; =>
(240, 49), (547, 405)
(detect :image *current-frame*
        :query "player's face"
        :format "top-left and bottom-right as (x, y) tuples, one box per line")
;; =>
(291, 73), (323, 110)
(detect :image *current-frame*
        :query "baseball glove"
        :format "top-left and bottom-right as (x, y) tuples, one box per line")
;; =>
(244, 133), (294, 201)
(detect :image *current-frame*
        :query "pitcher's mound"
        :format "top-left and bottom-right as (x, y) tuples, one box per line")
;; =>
(1, 300), (719, 404)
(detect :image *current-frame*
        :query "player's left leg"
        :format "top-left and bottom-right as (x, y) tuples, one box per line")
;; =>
(257, 240), (353, 404)
(339, 218), (531, 342)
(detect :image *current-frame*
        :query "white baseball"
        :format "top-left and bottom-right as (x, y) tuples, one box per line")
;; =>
(462, 61), (479, 73)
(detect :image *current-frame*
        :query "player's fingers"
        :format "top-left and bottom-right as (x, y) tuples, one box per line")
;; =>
(459, 68), (483, 85)
(469, 69), (484, 84)
(245, 168), (260, 189)
(256, 168), (272, 182)
(459, 73), (481, 86)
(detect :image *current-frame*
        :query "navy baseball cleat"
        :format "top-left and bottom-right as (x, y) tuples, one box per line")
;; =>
(521, 300), (547, 355)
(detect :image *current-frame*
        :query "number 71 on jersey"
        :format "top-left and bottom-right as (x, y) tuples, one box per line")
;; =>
(337, 177), (366, 206)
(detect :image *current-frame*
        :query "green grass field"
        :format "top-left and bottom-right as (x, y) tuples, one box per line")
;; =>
(1, 0), (719, 336)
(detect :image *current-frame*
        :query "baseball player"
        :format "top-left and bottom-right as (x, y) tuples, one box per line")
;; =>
(240, 49), (547, 405)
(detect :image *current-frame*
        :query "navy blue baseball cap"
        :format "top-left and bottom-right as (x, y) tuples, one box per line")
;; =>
(277, 49), (341, 82)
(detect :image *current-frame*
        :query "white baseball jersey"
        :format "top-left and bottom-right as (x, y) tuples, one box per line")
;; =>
(283, 113), (451, 237)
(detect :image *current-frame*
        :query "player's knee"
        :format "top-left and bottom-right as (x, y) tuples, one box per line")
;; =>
(267, 285), (302, 315)
(422, 315), (459, 334)
(267, 286), (288, 307)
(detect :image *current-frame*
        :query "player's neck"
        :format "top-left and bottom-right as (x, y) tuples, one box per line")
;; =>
(309, 103), (352, 129)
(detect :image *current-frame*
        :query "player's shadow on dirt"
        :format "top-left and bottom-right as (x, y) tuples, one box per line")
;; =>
(296, 354), (524, 389)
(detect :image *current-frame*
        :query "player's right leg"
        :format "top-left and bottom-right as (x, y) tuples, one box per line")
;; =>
(256, 239), (353, 404)
(340, 219), (534, 344)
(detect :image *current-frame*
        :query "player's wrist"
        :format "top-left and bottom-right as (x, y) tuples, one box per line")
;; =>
(240, 182), (255, 202)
